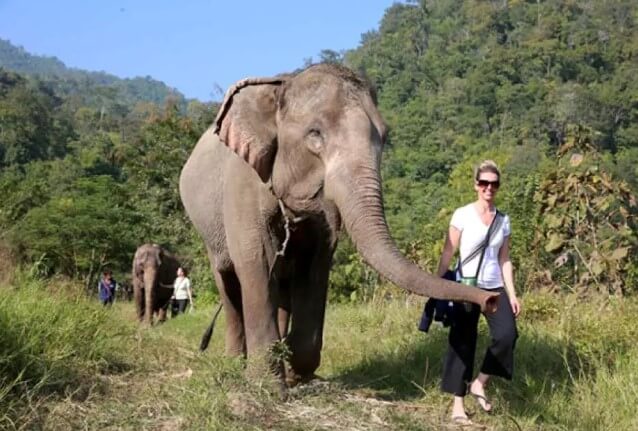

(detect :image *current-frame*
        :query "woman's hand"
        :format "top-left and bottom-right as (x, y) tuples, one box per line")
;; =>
(510, 296), (521, 318)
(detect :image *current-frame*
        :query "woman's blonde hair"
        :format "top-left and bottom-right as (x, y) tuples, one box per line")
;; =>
(474, 160), (500, 181)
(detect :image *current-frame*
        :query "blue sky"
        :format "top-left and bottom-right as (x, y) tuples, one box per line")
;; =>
(0, 0), (400, 101)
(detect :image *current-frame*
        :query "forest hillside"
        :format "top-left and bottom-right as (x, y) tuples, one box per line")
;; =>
(0, 38), (186, 107)
(2, 0), (636, 298)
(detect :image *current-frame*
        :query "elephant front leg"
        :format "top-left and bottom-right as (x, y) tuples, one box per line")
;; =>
(133, 282), (144, 322)
(234, 260), (284, 381)
(157, 303), (168, 322)
(286, 247), (333, 382)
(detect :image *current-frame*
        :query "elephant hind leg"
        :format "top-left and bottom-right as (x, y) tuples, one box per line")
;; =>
(208, 247), (246, 356)
(215, 269), (246, 356)
(278, 279), (291, 339)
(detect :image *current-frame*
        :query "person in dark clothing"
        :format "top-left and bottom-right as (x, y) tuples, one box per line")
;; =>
(98, 270), (117, 306)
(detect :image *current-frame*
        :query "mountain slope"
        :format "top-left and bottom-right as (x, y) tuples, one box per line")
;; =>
(0, 38), (186, 106)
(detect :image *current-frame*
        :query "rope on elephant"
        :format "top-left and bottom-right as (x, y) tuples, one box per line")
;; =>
(276, 199), (292, 258)
(274, 197), (306, 259)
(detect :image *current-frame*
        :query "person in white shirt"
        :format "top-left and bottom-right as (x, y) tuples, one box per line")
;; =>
(172, 267), (194, 316)
(436, 160), (521, 425)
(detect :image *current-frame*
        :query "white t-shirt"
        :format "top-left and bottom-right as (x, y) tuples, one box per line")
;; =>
(174, 276), (192, 300)
(450, 203), (511, 289)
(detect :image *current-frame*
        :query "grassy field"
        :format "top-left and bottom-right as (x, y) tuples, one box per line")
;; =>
(2, 272), (638, 430)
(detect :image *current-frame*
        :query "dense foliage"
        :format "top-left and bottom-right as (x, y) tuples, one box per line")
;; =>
(0, 61), (217, 291)
(1, 0), (637, 297)
(340, 0), (638, 295)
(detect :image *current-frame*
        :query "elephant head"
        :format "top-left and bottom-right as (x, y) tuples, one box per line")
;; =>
(133, 243), (179, 324)
(214, 64), (497, 310)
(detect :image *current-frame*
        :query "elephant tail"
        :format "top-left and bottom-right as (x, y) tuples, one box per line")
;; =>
(199, 303), (223, 352)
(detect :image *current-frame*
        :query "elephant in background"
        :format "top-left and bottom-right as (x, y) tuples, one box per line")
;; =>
(179, 64), (498, 384)
(132, 243), (180, 325)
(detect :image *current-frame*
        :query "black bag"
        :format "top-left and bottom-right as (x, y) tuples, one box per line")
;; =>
(418, 270), (455, 332)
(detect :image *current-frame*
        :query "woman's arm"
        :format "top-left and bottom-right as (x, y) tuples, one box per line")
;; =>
(436, 226), (461, 277)
(498, 236), (520, 317)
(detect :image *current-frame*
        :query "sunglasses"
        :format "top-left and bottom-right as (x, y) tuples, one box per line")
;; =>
(477, 179), (500, 189)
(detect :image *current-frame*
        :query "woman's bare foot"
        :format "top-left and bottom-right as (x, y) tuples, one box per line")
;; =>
(469, 379), (492, 413)
(451, 395), (469, 422)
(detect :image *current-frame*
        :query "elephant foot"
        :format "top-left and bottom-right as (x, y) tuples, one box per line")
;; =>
(140, 319), (153, 327)
(285, 370), (321, 388)
(243, 362), (288, 401)
(276, 378), (289, 402)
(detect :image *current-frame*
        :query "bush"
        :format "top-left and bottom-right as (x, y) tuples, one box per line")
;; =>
(532, 126), (638, 295)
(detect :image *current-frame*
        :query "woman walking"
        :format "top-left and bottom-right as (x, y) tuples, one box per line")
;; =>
(172, 267), (194, 316)
(436, 160), (521, 425)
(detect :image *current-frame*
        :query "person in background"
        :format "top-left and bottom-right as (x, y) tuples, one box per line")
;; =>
(436, 160), (521, 426)
(172, 267), (193, 316)
(98, 270), (117, 306)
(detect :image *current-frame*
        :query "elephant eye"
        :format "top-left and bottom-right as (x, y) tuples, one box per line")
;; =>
(306, 128), (324, 154)
(307, 128), (322, 139)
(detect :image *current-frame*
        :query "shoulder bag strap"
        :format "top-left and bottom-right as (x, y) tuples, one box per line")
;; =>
(472, 210), (503, 278)
(460, 210), (503, 278)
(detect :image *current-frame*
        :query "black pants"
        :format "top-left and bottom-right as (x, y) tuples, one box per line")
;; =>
(101, 297), (113, 307)
(441, 287), (518, 396)
(173, 299), (189, 316)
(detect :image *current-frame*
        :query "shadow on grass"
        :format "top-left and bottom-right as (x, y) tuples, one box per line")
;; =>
(329, 328), (448, 400)
(331, 323), (584, 408)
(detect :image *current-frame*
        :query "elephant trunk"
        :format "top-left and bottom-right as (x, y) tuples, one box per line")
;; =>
(329, 165), (498, 312)
(143, 268), (156, 292)
(143, 267), (157, 324)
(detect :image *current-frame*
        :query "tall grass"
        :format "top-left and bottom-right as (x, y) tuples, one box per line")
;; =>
(2, 271), (638, 430)
(0, 269), (132, 429)
(164, 292), (638, 430)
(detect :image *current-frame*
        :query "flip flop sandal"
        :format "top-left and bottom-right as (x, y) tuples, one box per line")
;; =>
(451, 416), (474, 426)
(469, 391), (493, 413)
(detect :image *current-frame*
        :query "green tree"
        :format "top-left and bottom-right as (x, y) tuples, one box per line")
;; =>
(11, 176), (144, 289)
(0, 69), (72, 167)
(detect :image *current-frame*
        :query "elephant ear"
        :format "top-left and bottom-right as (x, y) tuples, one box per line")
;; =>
(214, 77), (285, 182)
(155, 247), (163, 267)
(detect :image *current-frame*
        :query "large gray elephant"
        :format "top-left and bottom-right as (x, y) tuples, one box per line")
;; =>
(179, 64), (498, 382)
(132, 243), (180, 325)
